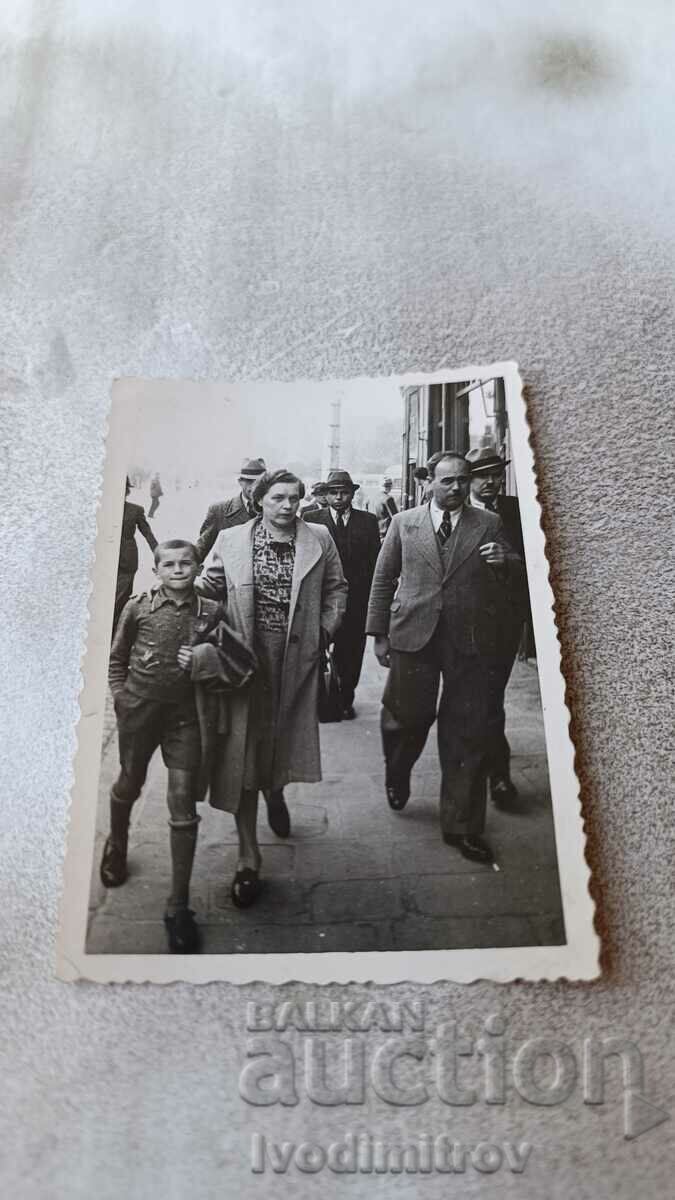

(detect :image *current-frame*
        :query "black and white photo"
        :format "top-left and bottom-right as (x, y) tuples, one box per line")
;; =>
(57, 365), (598, 982)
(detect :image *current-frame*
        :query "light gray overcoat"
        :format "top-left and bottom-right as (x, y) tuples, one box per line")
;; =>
(197, 517), (348, 812)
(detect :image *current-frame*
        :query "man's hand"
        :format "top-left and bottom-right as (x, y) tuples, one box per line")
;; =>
(374, 635), (392, 668)
(177, 645), (194, 672)
(479, 541), (506, 567)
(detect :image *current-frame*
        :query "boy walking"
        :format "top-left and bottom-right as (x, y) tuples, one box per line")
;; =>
(102, 540), (223, 953)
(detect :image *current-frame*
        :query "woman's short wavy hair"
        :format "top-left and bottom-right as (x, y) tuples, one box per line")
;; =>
(251, 469), (306, 509)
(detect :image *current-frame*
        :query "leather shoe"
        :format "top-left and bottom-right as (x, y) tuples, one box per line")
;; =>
(386, 780), (410, 811)
(231, 867), (263, 909)
(265, 790), (290, 838)
(443, 833), (494, 864)
(342, 705), (356, 720)
(100, 837), (127, 888)
(490, 775), (519, 809)
(164, 908), (201, 953)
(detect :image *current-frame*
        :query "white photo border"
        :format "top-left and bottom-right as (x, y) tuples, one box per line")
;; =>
(57, 363), (600, 983)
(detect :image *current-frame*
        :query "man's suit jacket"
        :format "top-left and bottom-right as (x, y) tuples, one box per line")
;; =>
(196, 493), (252, 562)
(470, 495), (529, 629)
(366, 503), (524, 656)
(304, 506), (381, 618)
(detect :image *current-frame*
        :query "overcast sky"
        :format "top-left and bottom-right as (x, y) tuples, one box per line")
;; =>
(119, 376), (404, 483)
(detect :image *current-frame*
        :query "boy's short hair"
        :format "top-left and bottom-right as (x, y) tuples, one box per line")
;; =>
(153, 539), (200, 566)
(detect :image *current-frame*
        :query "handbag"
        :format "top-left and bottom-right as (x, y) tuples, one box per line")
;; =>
(191, 619), (258, 691)
(318, 646), (343, 722)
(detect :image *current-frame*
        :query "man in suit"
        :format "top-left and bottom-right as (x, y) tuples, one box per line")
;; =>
(374, 477), (399, 542)
(467, 446), (531, 809)
(366, 450), (524, 863)
(305, 468), (381, 719)
(195, 457), (266, 562)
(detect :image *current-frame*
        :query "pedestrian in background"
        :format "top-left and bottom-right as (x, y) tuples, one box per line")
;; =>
(300, 481), (328, 514)
(196, 456), (266, 562)
(467, 445), (530, 808)
(197, 469), (347, 907)
(374, 476), (399, 541)
(113, 477), (158, 633)
(148, 472), (163, 517)
(305, 468), (380, 719)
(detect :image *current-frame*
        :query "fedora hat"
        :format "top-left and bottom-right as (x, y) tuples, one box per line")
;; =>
(325, 468), (359, 491)
(466, 445), (510, 475)
(239, 456), (266, 479)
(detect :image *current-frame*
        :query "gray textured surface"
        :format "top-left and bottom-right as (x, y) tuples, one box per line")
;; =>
(0, 2), (673, 1196)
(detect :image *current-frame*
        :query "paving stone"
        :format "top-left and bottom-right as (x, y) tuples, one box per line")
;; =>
(86, 656), (564, 955)
(208, 877), (312, 924)
(411, 865), (561, 918)
(293, 840), (393, 882)
(312, 878), (402, 923)
(200, 921), (390, 955)
(391, 839), (485, 877)
(85, 919), (169, 956)
(528, 913), (567, 946)
(391, 914), (535, 951)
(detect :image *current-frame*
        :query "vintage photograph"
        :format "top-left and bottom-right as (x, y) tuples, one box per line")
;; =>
(58, 366), (598, 983)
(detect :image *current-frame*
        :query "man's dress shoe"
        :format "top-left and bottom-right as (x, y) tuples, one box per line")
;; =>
(490, 775), (519, 810)
(265, 790), (290, 838)
(443, 833), (494, 864)
(231, 868), (263, 909)
(342, 705), (356, 720)
(386, 781), (410, 811)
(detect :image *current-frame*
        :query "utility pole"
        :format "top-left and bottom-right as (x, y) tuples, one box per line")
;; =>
(322, 388), (342, 477)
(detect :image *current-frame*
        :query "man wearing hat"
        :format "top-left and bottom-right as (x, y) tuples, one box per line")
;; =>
(195, 457), (266, 563)
(301, 481), (329, 515)
(374, 477), (399, 542)
(305, 468), (381, 719)
(467, 445), (530, 808)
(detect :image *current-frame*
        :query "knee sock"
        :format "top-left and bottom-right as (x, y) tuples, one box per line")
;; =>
(167, 815), (200, 913)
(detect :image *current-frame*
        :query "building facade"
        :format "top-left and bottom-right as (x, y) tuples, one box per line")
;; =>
(400, 377), (515, 508)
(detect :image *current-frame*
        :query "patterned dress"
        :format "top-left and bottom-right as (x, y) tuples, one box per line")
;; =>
(243, 520), (296, 789)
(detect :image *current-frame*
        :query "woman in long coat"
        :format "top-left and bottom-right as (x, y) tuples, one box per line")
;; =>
(197, 469), (347, 907)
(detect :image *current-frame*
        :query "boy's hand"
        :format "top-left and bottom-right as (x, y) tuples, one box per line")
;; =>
(177, 646), (194, 672)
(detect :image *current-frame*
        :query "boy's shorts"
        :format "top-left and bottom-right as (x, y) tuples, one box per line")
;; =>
(115, 690), (201, 779)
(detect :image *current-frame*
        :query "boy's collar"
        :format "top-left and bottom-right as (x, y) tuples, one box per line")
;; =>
(151, 586), (201, 612)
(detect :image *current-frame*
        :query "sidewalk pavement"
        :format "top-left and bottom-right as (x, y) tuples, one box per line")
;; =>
(86, 651), (564, 955)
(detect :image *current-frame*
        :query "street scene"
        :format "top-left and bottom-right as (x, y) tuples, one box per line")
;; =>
(85, 377), (564, 955)
(88, 646), (561, 954)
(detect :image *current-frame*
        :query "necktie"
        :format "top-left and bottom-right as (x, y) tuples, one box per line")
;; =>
(439, 512), (453, 545)
(484, 499), (496, 513)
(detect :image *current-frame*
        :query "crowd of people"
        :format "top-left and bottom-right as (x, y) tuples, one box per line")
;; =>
(104, 448), (528, 953)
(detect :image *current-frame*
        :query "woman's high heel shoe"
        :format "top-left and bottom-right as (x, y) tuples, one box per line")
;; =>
(231, 867), (263, 908)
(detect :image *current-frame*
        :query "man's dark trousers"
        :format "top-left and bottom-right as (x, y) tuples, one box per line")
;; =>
(305, 507), (380, 710)
(382, 614), (496, 836)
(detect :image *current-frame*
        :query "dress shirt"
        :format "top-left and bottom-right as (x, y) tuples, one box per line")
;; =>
(429, 499), (464, 533)
(330, 506), (351, 526)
